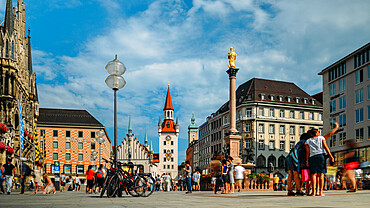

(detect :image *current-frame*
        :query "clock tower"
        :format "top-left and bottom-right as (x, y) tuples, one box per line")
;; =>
(188, 113), (198, 144)
(158, 85), (179, 179)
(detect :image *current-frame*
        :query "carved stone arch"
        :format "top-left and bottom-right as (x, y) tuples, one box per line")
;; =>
(278, 155), (286, 169)
(268, 155), (276, 167)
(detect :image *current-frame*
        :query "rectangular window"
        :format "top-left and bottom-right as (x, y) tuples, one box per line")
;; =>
(356, 108), (364, 123)
(258, 140), (265, 150)
(65, 142), (71, 149)
(280, 141), (285, 151)
(368, 85), (370, 99)
(164, 158), (166, 162)
(91, 131), (96, 138)
(309, 112), (314, 120)
(329, 82), (336, 96)
(339, 132), (346, 146)
(339, 78), (346, 92)
(66, 153), (71, 160)
(355, 88), (363, 104)
(164, 149), (166, 154)
(66, 131), (71, 137)
(246, 108), (252, 118)
(53, 130), (58, 137)
(51, 164), (55, 174)
(339, 114), (347, 127)
(164, 141), (166, 145)
(299, 126), (305, 135)
(171, 158), (174, 162)
(91, 143), (95, 150)
(269, 124), (275, 134)
(53, 152), (58, 160)
(78, 153), (83, 161)
(355, 128), (364, 142)
(53, 141), (58, 149)
(289, 110), (294, 118)
(78, 142), (83, 149)
(330, 100), (337, 113)
(339, 96), (346, 109)
(299, 111), (304, 119)
(76, 165), (84, 175)
(318, 113), (323, 121)
(269, 109), (275, 117)
(246, 139), (251, 149)
(355, 69), (363, 84)
(171, 141), (174, 145)
(78, 131), (83, 138)
(269, 140), (275, 150)
(289, 126), (295, 135)
(64, 164), (72, 174)
(279, 125), (285, 134)
(290, 141), (295, 150)
(163, 165), (166, 169)
(245, 123), (251, 132)
(368, 65), (370, 79)
(259, 108), (264, 116)
(258, 124), (264, 133)
(279, 110), (285, 118)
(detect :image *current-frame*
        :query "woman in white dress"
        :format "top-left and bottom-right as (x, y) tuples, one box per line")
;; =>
(33, 161), (44, 194)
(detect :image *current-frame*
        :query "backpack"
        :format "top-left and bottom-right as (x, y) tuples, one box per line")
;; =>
(96, 170), (103, 178)
(22, 163), (31, 176)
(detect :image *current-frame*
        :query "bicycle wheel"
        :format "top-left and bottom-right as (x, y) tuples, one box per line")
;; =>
(107, 174), (119, 197)
(126, 177), (141, 197)
(100, 175), (111, 198)
(132, 176), (147, 197)
(141, 175), (155, 197)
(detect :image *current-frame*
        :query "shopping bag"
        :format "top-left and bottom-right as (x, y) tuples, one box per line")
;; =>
(301, 169), (310, 181)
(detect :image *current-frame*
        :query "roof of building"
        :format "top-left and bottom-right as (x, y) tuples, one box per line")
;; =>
(311, 92), (323, 104)
(161, 119), (176, 133)
(216, 78), (322, 114)
(318, 42), (370, 75)
(163, 85), (174, 110)
(38, 108), (104, 127)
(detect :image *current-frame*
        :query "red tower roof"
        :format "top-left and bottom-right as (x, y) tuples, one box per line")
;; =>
(163, 86), (174, 110)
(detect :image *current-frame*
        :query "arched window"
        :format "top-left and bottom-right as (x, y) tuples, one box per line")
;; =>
(256, 155), (266, 168)
(278, 156), (286, 169)
(268, 155), (276, 167)
(6, 41), (9, 58)
(11, 41), (14, 59)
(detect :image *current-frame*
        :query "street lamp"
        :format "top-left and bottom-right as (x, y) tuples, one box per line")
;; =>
(105, 55), (126, 166)
(96, 130), (105, 165)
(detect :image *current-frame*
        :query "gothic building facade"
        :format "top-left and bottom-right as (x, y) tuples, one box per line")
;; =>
(0, 0), (38, 166)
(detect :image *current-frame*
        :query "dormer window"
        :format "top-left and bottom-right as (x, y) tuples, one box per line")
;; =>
(261, 93), (266, 100)
(287, 97), (292, 102)
(270, 95), (274, 101)
(312, 99), (316, 105)
(303, 98), (308, 104)
(247, 94), (252, 100)
(295, 97), (300, 103)
(278, 96), (283, 102)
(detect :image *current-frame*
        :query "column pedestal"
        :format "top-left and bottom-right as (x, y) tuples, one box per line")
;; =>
(224, 134), (242, 164)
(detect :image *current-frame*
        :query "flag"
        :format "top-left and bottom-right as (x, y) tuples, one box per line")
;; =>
(19, 102), (24, 154)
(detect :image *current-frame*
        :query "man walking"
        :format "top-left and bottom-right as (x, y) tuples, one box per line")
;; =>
(4, 158), (15, 195)
(20, 158), (31, 195)
(183, 161), (192, 194)
(192, 170), (200, 191)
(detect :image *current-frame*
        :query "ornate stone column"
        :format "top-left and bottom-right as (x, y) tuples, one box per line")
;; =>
(224, 47), (242, 164)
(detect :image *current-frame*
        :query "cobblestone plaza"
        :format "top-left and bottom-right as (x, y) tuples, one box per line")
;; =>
(1, 190), (370, 208)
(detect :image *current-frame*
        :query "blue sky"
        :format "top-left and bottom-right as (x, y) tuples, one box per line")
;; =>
(1, 0), (369, 164)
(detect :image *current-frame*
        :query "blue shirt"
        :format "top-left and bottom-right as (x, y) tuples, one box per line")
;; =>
(0, 168), (5, 180)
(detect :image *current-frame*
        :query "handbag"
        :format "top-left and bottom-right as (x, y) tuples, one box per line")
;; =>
(301, 169), (310, 182)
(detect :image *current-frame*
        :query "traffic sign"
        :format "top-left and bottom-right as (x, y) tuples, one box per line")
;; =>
(54, 161), (60, 166)
(54, 165), (60, 173)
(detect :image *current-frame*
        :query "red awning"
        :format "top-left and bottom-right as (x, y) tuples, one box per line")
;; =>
(0, 142), (6, 151)
(6, 145), (14, 154)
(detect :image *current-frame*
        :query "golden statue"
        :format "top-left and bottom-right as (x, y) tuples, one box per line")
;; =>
(228, 47), (237, 68)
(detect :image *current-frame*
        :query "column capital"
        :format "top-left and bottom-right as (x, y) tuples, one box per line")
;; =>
(226, 68), (239, 77)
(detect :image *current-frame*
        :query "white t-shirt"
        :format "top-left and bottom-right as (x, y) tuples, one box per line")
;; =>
(305, 136), (326, 157)
(355, 169), (363, 179)
(234, 166), (245, 180)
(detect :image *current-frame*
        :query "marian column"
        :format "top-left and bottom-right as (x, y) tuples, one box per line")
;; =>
(224, 47), (242, 164)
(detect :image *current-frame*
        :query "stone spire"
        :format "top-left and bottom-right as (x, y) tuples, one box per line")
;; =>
(163, 85), (174, 110)
(127, 115), (133, 137)
(144, 130), (148, 147)
(28, 29), (33, 85)
(4, 0), (14, 35)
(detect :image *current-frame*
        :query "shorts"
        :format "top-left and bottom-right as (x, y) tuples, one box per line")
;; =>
(309, 154), (326, 174)
(235, 179), (243, 186)
(228, 172), (235, 184)
(286, 155), (297, 171)
(61, 181), (65, 186)
(222, 174), (229, 184)
(97, 178), (104, 188)
(87, 180), (94, 189)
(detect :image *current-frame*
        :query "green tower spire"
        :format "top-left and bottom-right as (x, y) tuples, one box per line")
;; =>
(128, 115), (133, 136)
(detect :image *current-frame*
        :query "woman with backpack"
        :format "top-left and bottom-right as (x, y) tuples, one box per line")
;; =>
(95, 164), (105, 193)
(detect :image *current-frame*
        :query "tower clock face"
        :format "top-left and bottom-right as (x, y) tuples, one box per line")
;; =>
(192, 133), (196, 138)
(165, 135), (171, 141)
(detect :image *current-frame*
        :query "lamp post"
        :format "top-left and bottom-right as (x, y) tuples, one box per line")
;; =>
(105, 55), (126, 166)
(96, 130), (105, 165)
